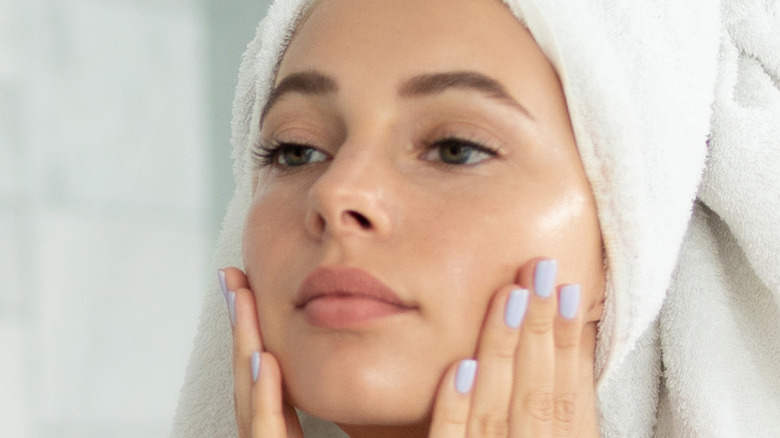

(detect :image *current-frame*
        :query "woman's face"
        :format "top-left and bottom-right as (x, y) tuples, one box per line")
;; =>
(243, 0), (604, 428)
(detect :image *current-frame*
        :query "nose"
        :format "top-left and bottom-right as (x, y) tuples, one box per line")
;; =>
(304, 151), (393, 240)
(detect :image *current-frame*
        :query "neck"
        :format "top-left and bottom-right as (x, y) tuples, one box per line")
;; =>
(338, 422), (429, 438)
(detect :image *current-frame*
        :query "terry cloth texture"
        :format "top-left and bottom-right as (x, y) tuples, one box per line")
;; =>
(170, 0), (780, 436)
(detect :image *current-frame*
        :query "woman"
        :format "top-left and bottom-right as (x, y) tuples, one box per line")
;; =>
(172, 0), (780, 436)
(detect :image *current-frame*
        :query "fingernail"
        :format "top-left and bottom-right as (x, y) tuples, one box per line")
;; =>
(251, 351), (261, 383)
(455, 359), (477, 394)
(228, 291), (237, 327)
(217, 269), (228, 301)
(504, 288), (529, 329)
(534, 259), (558, 298)
(559, 284), (581, 320)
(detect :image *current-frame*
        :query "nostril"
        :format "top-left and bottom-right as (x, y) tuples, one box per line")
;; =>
(346, 210), (372, 229)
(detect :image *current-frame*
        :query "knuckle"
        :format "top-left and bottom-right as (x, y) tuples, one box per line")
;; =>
(494, 342), (519, 360)
(554, 332), (579, 349)
(524, 388), (555, 422)
(554, 394), (578, 430)
(474, 414), (509, 437)
(236, 421), (251, 438)
(441, 410), (468, 429)
(524, 315), (555, 335)
(481, 331), (518, 360)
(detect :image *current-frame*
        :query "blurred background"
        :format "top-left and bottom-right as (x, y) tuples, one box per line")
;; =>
(0, 0), (270, 435)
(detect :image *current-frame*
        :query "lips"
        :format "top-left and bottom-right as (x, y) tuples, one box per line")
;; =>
(295, 266), (417, 328)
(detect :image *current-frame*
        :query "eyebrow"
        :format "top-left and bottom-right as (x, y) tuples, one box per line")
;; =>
(260, 69), (532, 124)
(398, 71), (533, 119)
(260, 70), (338, 123)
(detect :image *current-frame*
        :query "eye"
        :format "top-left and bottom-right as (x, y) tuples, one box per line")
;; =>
(423, 138), (498, 165)
(278, 144), (328, 166)
(255, 143), (329, 168)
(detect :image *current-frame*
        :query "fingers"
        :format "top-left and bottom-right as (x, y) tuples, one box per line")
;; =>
(429, 359), (477, 438)
(511, 258), (559, 436)
(552, 285), (583, 436)
(511, 259), (586, 437)
(466, 286), (528, 437)
(221, 268), (262, 437)
(430, 283), (532, 438)
(220, 268), (303, 438)
(430, 258), (590, 438)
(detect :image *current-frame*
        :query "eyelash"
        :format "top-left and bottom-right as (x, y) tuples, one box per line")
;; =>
(424, 137), (500, 165)
(252, 141), (320, 168)
(251, 137), (500, 169)
(253, 142), (285, 167)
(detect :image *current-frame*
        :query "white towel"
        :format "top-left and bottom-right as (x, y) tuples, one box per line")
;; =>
(653, 1), (780, 435)
(170, 0), (780, 436)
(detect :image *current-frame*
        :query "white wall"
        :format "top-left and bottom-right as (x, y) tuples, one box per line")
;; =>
(0, 0), (267, 436)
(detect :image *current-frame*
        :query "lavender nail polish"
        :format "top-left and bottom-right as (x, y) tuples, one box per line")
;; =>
(218, 269), (228, 301)
(228, 291), (237, 327)
(504, 288), (529, 329)
(559, 284), (581, 320)
(455, 359), (477, 394)
(251, 351), (261, 383)
(534, 259), (558, 298)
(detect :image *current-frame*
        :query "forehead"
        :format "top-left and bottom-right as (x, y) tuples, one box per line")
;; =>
(278, 0), (546, 85)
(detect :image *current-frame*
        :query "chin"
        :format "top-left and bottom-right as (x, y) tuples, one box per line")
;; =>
(283, 353), (439, 426)
(294, 393), (430, 426)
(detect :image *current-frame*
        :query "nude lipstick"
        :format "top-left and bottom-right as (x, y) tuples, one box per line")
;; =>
(295, 266), (416, 328)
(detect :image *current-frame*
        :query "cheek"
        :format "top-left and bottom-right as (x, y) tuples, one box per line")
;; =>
(410, 191), (540, 277)
(242, 191), (309, 340)
(243, 178), (312, 276)
(401, 195), (535, 335)
(243, 196), (296, 284)
(410, 179), (603, 316)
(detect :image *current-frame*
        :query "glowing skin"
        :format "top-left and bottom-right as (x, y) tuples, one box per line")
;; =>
(241, 0), (605, 433)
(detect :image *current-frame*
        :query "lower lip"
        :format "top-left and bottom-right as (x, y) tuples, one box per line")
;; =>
(302, 296), (409, 328)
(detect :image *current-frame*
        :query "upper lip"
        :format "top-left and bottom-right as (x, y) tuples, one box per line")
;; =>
(294, 266), (418, 309)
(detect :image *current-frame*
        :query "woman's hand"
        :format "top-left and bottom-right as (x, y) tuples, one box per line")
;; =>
(429, 258), (600, 437)
(219, 267), (303, 438)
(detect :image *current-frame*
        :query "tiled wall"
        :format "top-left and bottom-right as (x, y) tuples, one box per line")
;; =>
(0, 0), (266, 436)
